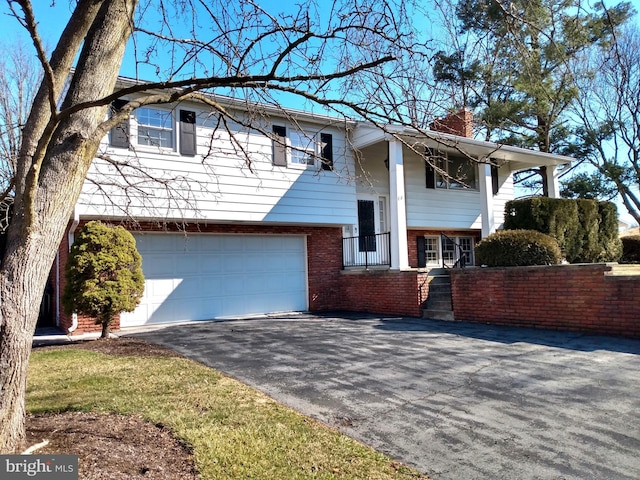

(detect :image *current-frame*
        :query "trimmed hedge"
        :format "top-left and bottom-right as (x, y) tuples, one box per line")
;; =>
(620, 235), (640, 264)
(63, 221), (145, 338)
(475, 229), (562, 267)
(504, 198), (621, 263)
(597, 202), (623, 262)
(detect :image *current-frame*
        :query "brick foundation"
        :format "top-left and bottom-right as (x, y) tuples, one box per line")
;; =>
(450, 264), (640, 338)
(55, 221), (346, 334)
(337, 269), (429, 317)
(55, 220), (443, 334)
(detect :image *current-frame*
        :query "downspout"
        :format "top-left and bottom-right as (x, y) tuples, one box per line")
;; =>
(65, 208), (80, 333)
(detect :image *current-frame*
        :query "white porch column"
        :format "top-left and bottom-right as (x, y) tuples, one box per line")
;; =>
(545, 165), (561, 198)
(479, 163), (495, 238)
(388, 139), (409, 270)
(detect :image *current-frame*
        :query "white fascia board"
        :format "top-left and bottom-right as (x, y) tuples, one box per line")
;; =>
(350, 122), (574, 168)
(398, 129), (573, 167)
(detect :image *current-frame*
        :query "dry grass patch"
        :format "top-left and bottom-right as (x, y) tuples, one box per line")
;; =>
(27, 339), (428, 480)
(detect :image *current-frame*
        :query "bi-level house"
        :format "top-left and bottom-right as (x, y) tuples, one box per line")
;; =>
(48, 79), (573, 333)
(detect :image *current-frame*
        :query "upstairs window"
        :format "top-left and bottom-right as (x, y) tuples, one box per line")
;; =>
(426, 151), (478, 190)
(136, 107), (174, 148)
(272, 125), (333, 169)
(289, 131), (316, 166)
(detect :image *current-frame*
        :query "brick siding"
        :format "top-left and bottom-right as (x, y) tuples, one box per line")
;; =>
(430, 109), (474, 138)
(337, 269), (429, 317)
(450, 264), (640, 338)
(56, 221), (346, 334)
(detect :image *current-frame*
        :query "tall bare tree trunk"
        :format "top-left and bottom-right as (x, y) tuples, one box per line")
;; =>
(0, 0), (137, 453)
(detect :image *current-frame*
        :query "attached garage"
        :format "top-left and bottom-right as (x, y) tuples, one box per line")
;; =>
(120, 233), (308, 327)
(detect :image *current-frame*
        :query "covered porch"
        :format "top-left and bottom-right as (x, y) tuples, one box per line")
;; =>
(344, 124), (573, 270)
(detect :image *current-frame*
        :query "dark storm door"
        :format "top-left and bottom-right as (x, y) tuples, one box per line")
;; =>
(357, 200), (376, 252)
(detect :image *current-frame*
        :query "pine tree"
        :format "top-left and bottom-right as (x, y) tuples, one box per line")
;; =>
(433, 0), (633, 193)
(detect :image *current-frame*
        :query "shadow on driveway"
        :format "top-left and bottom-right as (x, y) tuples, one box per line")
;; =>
(128, 313), (640, 480)
(370, 315), (640, 355)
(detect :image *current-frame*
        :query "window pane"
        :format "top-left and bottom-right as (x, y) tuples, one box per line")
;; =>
(138, 127), (173, 148)
(136, 108), (173, 148)
(378, 197), (387, 233)
(290, 131), (315, 165)
(458, 237), (474, 265)
(449, 156), (477, 189)
(424, 236), (439, 263)
(442, 237), (455, 264)
(290, 150), (314, 165)
(136, 108), (172, 128)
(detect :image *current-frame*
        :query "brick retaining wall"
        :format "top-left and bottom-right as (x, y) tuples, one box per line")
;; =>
(337, 269), (429, 317)
(450, 264), (640, 338)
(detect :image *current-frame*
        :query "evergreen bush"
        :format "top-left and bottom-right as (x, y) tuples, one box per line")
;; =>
(573, 199), (600, 263)
(504, 197), (579, 261)
(620, 235), (640, 264)
(597, 202), (622, 262)
(475, 229), (562, 267)
(504, 198), (621, 263)
(63, 221), (145, 338)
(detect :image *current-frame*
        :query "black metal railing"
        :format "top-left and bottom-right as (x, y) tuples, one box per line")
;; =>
(342, 232), (391, 268)
(440, 233), (469, 268)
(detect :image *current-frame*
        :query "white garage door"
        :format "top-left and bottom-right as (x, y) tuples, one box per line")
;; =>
(120, 234), (307, 327)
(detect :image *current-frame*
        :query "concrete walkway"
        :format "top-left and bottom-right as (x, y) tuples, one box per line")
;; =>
(126, 314), (640, 480)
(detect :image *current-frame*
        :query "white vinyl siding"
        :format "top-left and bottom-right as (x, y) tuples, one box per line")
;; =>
(404, 151), (483, 229)
(491, 169), (514, 231)
(82, 105), (357, 226)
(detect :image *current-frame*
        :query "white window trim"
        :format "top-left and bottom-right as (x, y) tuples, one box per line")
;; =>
(424, 235), (475, 267)
(287, 130), (320, 170)
(378, 196), (388, 234)
(423, 235), (440, 266)
(434, 151), (479, 191)
(133, 106), (176, 153)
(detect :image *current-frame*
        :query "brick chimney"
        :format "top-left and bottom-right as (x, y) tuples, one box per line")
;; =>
(430, 108), (474, 138)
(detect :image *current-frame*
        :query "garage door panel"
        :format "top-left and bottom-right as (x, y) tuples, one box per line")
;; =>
(149, 278), (181, 297)
(121, 234), (308, 327)
(198, 254), (224, 272)
(142, 255), (176, 277)
(175, 256), (202, 275)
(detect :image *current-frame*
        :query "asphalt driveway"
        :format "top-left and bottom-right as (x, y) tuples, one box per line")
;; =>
(128, 314), (640, 480)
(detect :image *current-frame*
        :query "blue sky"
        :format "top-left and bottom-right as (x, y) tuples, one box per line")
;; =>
(2, 1), (639, 225)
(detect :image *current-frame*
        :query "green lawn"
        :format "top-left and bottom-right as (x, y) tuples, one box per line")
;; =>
(27, 347), (428, 479)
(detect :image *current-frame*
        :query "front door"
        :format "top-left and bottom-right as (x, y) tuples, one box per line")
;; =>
(357, 200), (376, 252)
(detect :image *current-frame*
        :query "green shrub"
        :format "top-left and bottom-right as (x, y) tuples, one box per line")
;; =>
(504, 197), (621, 263)
(596, 202), (622, 262)
(475, 229), (562, 267)
(504, 197), (579, 261)
(573, 199), (600, 263)
(620, 235), (640, 264)
(63, 221), (145, 338)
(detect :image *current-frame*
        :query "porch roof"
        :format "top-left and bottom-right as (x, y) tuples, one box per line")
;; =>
(351, 124), (574, 170)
